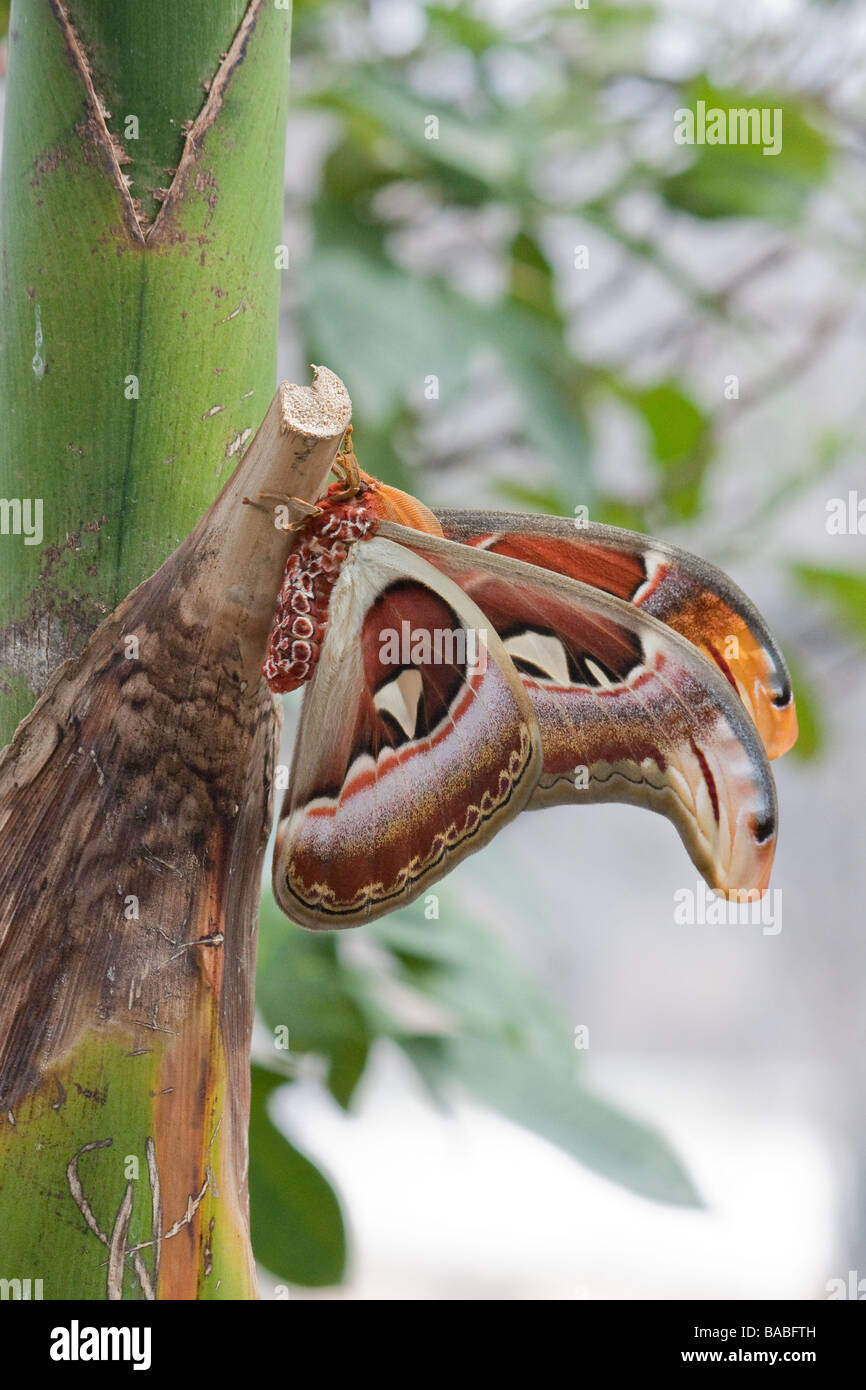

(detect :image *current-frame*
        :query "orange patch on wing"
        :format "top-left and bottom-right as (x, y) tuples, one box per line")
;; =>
(701, 628), (798, 761)
(359, 471), (445, 537)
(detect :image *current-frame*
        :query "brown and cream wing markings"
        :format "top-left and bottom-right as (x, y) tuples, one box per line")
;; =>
(378, 521), (778, 904)
(434, 509), (797, 761)
(273, 536), (543, 929)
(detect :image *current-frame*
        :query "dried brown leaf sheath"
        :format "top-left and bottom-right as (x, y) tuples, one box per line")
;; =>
(0, 368), (350, 1299)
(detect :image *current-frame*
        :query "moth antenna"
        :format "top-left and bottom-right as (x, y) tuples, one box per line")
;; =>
(250, 491), (324, 531)
(241, 494), (269, 513)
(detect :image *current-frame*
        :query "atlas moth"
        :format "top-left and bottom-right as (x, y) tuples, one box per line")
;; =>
(256, 428), (796, 929)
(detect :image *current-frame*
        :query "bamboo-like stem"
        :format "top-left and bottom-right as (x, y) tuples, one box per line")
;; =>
(0, 0), (292, 741)
(0, 369), (351, 1300)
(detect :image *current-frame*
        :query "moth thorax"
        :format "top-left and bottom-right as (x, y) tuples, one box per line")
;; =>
(262, 503), (376, 693)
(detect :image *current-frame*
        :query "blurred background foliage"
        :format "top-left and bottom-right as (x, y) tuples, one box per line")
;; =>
(250, 0), (866, 1288)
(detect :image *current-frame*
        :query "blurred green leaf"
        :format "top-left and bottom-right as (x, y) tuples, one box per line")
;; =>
(792, 564), (866, 641)
(366, 897), (700, 1205)
(620, 382), (710, 521)
(784, 651), (823, 760)
(314, 72), (520, 199)
(496, 480), (573, 515)
(257, 895), (371, 1109)
(301, 234), (588, 487)
(591, 494), (650, 532)
(626, 383), (706, 464)
(445, 1036), (702, 1207)
(662, 82), (831, 223)
(427, 5), (502, 55)
(399, 1018), (700, 1206)
(368, 899), (567, 1056)
(301, 246), (477, 424)
(351, 409), (419, 494)
(256, 879), (701, 1209)
(326, 1037), (370, 1111)
(249, 1064), (347, 1286)
(487, 301), (589, 489)
(509, 231), (563, 327)
(576, 0), (658, 25)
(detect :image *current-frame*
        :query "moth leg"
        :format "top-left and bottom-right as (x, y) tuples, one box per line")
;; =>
(330, 425), (362, 500)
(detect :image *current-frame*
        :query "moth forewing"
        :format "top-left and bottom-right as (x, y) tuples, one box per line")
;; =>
(432, 507), (796, 761)
(273, 536), (543, 929)
(378, 521), (778, 900)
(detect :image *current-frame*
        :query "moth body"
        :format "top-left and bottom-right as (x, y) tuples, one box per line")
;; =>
(263, 499), (373, 692)
(263, 471), (443, 693)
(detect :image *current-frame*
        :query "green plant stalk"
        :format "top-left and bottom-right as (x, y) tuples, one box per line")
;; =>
(0, 0), (292, 1298)
(0, 371), (351, 1301)
(0, 0), (291, 742)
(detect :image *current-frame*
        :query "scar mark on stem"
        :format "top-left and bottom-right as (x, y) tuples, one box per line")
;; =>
(32, 304), (45, 380)
(157, 931), (225, 969)
(74, 1080), (108, 1106)
(146, 1137), (163, 1292)
(68, 1139), (156, 1299)
(128, 1173), (209, 1253)
(165, 1174), (209, 1239)
(225, 428), (252, 460)
(139, 846), (184, 878)
(107, 1183), (135, 1300)
(132, 1009), (179, 1037)
(204, 1216), (215, 1277)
